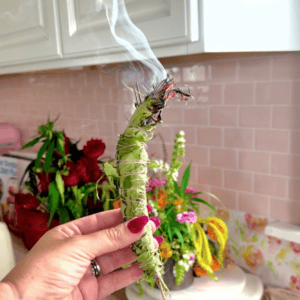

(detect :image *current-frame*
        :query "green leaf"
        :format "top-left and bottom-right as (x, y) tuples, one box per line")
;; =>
(181, 162), (191, 195)
(19, 160), (35, 189)
(55, 172), (65, 204)
(22, 137), (41, 149)
(48, 182), (60, 225)
(167, 226), (173, 242)
(44, 141), (55, 173)
(55, 134), (65, 158)
(174, 228), (184, 245)
(103, 162), (118, 178)
(187, 202), (199, 213)
(35, 140), (50, 169)
(173, 180), (182, 196)
(59, 206), (70, 224)
(191, 198), (216, 212)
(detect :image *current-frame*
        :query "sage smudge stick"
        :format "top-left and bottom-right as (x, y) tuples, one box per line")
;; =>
(116, 76), (191, 300)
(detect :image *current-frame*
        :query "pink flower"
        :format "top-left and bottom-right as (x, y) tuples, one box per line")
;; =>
(146, 205), (153, 213)
(189, 253), (196, 261)
(185, 188), (197, 198)
(150, 216), (161, 228)
(290, 242), (300, 254)
(176, 211), (197, 224)
(146, 178), (166, 192)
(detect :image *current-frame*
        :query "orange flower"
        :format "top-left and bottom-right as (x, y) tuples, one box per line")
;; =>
(159, 242), (173, 258)
(207, 220), (224, 240)
(155, 190), (169, 209)
(113, 199), (121, 209)
(194, 256), (221, 276)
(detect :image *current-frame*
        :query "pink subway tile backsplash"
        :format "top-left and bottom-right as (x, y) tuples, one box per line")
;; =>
(238, 151), (269, 173)
(239, 107), (271, 128)
(237, 56), (271, 82)
(184, 107), (208, 125)
(210, 187), (237, 210)
(224, 128), (253, 149)
(210, 148), (237, 169)
(255, 81), (291, 105)
(197, 127), (222, 146)
(2, 52), (300, 224)
(270, 198), (300, 223)
(238, 192), (269, 217)
(254, 174), (287, 198)
(196, 84), (222, 105)
(224, 83), (254, 105)
(255, 129), (289, 152)
(210, 106), (237, 127)
(224, 170), (253, 192)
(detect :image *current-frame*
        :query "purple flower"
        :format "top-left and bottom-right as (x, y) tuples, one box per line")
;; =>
(176, 211), (197, 224)
(150, 216), (161, 228)
(185, 188), (197, 198)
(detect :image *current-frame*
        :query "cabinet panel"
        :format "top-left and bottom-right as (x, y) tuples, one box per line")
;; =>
(59, 0), (197, 58)
(203, 0), (300, 52)
(0, 0), (62, 66)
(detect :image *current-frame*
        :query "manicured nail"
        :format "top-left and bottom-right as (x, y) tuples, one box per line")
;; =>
(146, 205), (153, 213)
(127, 216), (149, 234)
(154, 236), (164, 244)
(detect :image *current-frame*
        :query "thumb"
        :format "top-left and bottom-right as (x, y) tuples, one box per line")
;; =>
(81, 215), (150, 258)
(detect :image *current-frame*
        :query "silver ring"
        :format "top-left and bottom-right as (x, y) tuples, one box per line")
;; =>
(91, 260), (101, 278)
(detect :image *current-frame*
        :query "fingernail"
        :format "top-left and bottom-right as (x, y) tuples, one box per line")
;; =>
(127, 216), (149, 234)
(154, 236), (164, 244)
(146, 205), (153, 213)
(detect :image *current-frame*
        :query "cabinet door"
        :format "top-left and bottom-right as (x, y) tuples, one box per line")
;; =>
(0, 0), (62, 67)
(58, 0), (199, 60)
(203, 0), (300, 52)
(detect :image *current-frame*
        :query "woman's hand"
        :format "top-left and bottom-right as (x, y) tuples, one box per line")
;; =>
(2, 209), (160, 300)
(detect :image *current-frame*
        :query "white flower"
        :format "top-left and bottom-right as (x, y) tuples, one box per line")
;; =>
(182, 254), (189, 259)
(178, 260), (183, 265)
(179, 131), (185, 136)
(152, 209), (158, 216)
(177, 137), (186, 143)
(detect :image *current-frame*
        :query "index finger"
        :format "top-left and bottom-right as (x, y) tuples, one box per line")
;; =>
(58, 209), (123, 236)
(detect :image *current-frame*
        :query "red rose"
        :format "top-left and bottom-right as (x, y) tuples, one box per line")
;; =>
(15, 193), (41, 211)
(36, 171), (50, 193)
(76, 157), (104, 183)
(87, 158), (103, 183)
(64, 135), (71, 155)
(75, 157), (89, 183)
(62, 161), (79, 187)
(83, 139), (105, 160)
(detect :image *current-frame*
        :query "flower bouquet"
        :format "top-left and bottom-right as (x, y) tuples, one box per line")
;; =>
(7, 118), (107, 249)
(133, 131), (228, 294)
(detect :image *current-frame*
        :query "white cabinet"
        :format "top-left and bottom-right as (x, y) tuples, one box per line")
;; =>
(202, 0), (300, 52)
(0, 0), (62, 67)
(58, 0), (199, 63)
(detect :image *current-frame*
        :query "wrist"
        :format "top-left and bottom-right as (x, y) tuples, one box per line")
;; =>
(0, 282), (18, 300)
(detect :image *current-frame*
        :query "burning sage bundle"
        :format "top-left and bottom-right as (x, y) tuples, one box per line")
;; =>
(115, 77), (191, 299)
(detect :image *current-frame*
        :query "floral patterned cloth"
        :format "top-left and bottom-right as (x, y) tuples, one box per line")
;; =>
(199, 206), (300, 294)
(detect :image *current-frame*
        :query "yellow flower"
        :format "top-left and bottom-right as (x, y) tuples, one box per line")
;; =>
(113, 199), (121, 209)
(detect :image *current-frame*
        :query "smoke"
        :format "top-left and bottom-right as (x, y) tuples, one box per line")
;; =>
(100, 0), (167, 86)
